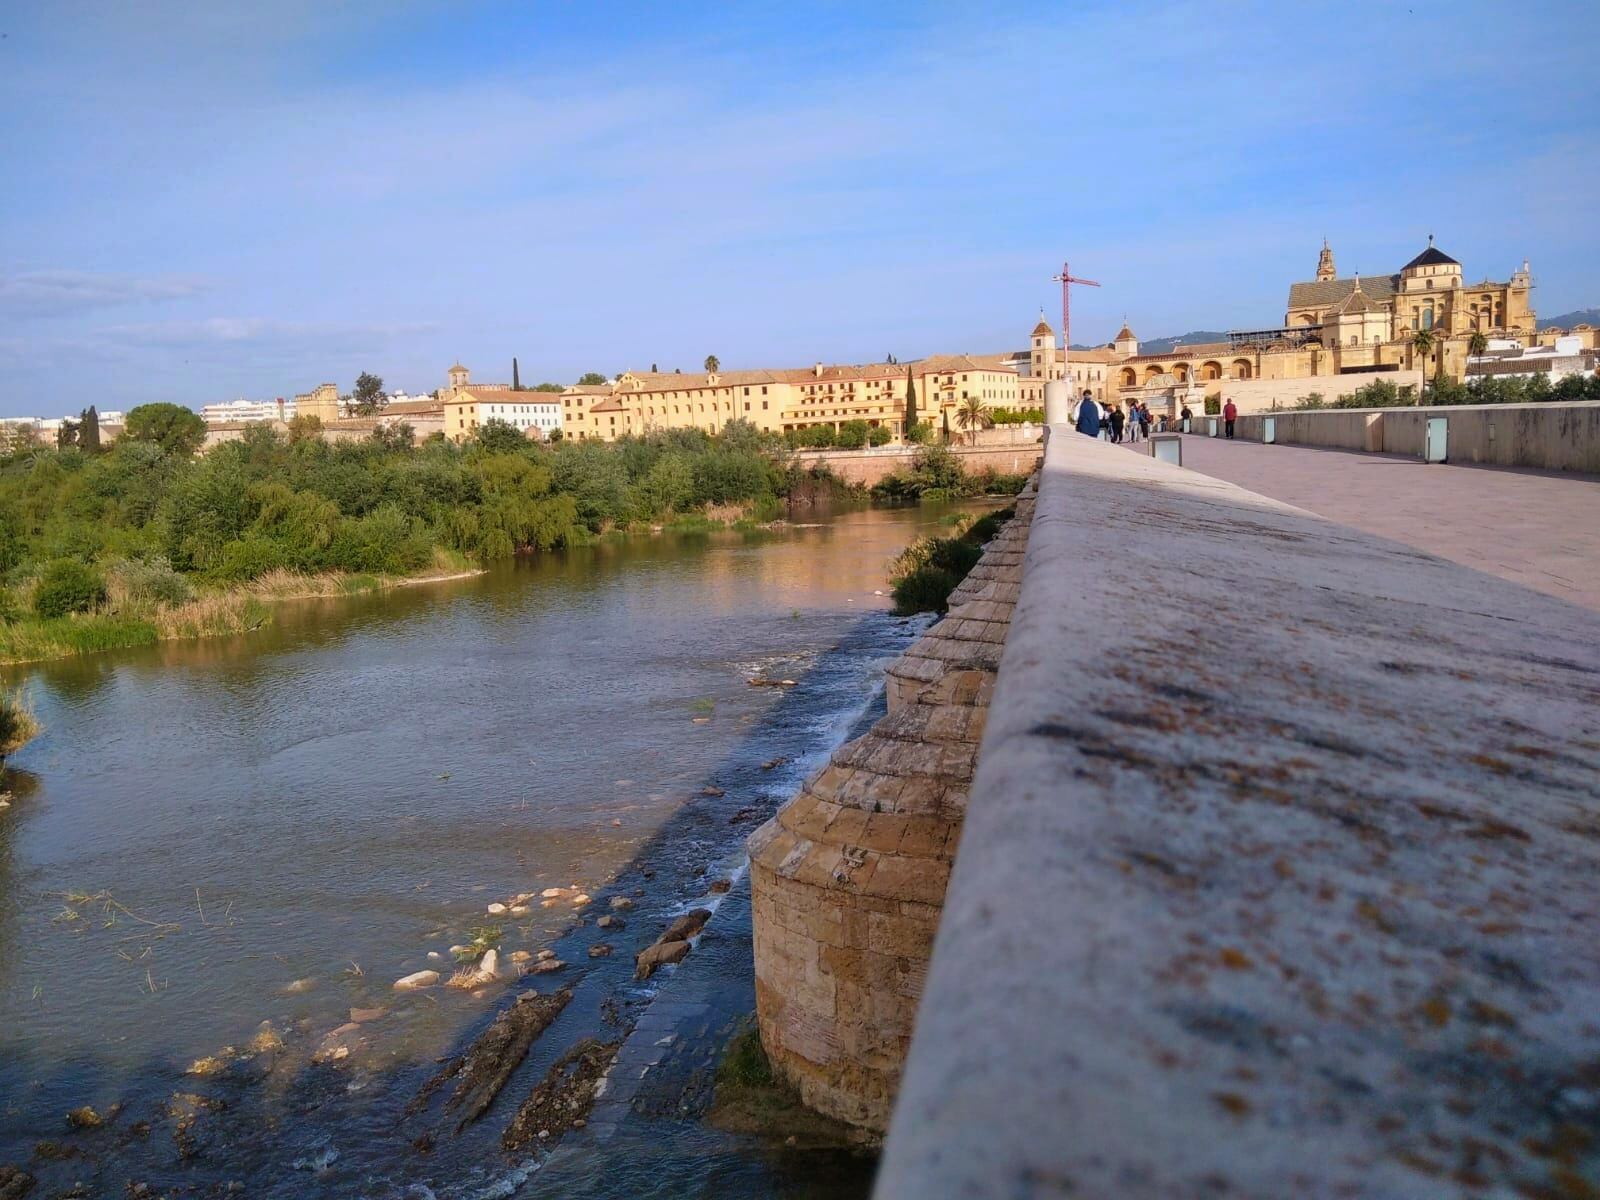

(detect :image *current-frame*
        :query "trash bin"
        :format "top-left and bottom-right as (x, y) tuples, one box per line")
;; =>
(1150, 434), (1182, 466)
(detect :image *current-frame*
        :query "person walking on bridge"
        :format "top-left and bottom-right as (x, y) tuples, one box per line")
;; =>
(1072, 389), (1102, 438)
(1223, 399), (1238, 439)
(1109, 403), (1126, 444)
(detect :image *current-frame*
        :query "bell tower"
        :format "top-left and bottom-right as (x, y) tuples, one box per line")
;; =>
(1029, 311), (1057, 380)
(1316, 238), (1337, 282)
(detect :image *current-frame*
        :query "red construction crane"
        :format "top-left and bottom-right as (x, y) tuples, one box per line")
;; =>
(1052, 262), (1100, 391)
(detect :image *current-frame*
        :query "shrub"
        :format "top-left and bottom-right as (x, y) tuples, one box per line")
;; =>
(866, 425), (892, 446)
(0, 687), (40, 756)
(111, 556), (192, 606)
(905, 421), (934, 444)
(33, 559), (108, 618)
(892, 565), (959, 614)
(1203, 397), (1221, 415)
(927, 537), (982, 578)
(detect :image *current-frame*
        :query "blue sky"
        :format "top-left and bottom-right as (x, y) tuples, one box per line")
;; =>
(2, 1), (1597, 414)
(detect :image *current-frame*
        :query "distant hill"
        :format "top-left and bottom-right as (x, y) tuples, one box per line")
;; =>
(1539, 308), (1600, 330)
(1077, 330), (1231, 355)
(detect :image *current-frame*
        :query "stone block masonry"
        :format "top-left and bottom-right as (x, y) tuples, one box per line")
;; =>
(747, 481), (1036, 1132)
(875, 429), (1600, 1198)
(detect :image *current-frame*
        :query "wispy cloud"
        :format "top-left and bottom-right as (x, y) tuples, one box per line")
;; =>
(0, 270), (210, 320)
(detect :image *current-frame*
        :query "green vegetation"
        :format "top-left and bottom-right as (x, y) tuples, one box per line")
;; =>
(32, 559), (107, 618)
(124, 402), (207, 457)
(988, 406), (1045, 425)
(0, 404), (1021, 664)
(889, 504), (1016, 615)
(955, 397), (993, 446)
(577, 372), (609, 386)
(870, 445), (1029, 503)
(1285, 371), (1600, 412)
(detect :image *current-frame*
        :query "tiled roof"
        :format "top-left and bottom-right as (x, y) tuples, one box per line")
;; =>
(1031, 319), (1053, 337)
(1330, 281), (1377, 314)
(1115, 325), (1137, 342)
(458, 387), (558, 406)
(1287, 274), (1399, 310)
(1403, 245), (1459, 271)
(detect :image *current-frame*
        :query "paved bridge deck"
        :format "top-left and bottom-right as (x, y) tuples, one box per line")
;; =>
(1168, 435), (1600, 611)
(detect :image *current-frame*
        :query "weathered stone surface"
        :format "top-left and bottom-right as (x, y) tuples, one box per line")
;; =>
(393, 970), (440, 991)
(750, 481), (1037, 1133)
(877, 431), (1600, 1199)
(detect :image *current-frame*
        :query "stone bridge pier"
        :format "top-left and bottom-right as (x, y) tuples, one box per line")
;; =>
(749, 425), (1600, 1196)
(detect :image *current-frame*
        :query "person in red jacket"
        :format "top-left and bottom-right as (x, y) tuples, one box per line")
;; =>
(1223, 399), (1238, 439)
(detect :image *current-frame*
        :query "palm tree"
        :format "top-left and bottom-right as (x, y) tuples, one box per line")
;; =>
(955, 397), (992, 446)
(704, 355), (720, 375)
(1467, 330), (1488, 357)
(1410, 329), (1436, 403)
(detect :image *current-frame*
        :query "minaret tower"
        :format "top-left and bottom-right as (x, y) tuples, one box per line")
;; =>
(1316, 238), (1337, 282)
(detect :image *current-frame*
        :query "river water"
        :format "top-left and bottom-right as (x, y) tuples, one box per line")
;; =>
(0, 501), (983, 1198)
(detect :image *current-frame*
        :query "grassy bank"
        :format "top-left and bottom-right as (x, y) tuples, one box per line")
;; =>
(0, 553), (479, 666)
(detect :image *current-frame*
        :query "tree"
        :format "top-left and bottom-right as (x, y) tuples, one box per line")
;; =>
(903, 368), (917, 441)
(955, 397), (993, 446)
(125, 402), (207, 456)
(837, 419), (870, 449)
(704, 355), (720, 374)
(512, 357), (521, 390)
(1467, 330), (1489, 357)
(287, 413), (323, 443)
(867, 424), (892, 446)
(941, 410), (952, 443)
(351, 372), (386, 416)
(533, 382), (564, 393)
(1410, 330), (1436, 403)
(56, 418), (79, 450)
(577, 372), (608, 387)
(80, 406), (101, 452)
(475, 418), (528, 453)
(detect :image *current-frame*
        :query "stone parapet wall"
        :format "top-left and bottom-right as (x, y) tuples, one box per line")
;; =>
(748, 483), (1036, 1132)
(875, 428), (1600, 1198)
(1220, 399), (1600, 473)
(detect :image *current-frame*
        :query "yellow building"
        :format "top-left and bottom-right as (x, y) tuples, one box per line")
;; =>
(560, 356), (1021, 442)
(441, 364), (563, 443)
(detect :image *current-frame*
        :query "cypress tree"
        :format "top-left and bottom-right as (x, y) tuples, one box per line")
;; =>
(80, 405), (100, 451)
(513, 357), (521, 390)
(941, 410), (951, 443)
(903, 367), (917, 440)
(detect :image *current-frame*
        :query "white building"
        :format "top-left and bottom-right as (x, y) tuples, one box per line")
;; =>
(476, 394), (563, 437)
(1467, 335), (1597, 384)
(201, 398), (294, 425)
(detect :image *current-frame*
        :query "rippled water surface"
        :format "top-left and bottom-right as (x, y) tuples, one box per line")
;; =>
(0, 501), (984, 1197)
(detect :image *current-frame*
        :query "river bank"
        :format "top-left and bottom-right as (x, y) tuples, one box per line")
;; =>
(0, 555), (485, 666)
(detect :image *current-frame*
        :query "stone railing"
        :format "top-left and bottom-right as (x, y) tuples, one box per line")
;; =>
(1216, 399), (1600, 473)
(873, 426), (1600, 1196)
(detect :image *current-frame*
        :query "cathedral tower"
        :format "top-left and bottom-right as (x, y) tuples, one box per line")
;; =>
(1316, 239), (1337, 282)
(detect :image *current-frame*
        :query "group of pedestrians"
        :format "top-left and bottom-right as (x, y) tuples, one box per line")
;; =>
(1071, 392), (1242, 440)
(1070, 391), (1154, 443)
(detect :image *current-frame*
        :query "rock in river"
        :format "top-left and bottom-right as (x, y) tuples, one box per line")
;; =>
(634, 940), (690, 980)
(394, 970), (440, 991)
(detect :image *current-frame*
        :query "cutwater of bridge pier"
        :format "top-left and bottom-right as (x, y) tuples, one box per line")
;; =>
(748, 425), (1600, 1196)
